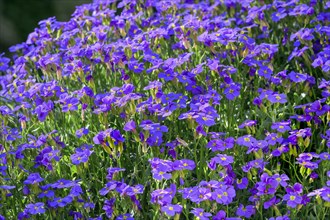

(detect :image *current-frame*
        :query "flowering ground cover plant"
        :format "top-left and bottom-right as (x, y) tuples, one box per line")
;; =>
(0, 0), (330, 219)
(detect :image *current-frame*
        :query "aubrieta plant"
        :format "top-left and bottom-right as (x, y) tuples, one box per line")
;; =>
(0, 0), (330, 219)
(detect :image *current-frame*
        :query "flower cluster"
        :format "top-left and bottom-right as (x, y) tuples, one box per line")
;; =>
(0, 0), (329, 219)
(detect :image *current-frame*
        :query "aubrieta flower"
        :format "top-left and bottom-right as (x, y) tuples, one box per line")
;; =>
(271, 8), (287, 22)
(128, 59), (144, 73)
(152, 164), (172, 180)
(273, 174), (290, 187)
(38, 185), (55, 198)
(212, 185), (236, 205)
(258, 65), (273, 79)
(236, 204), (255, 218)
(35, 146), (60, 170)
(189, 187), (212, 204)
(209, 154), (234, 168)
(107, 167), (125, 180)
(206, 137), (235, 152)
(51, 179), (77, 189)
(271, 120), (291, 133)
(236, 177), (249, 189)
(34, 100), (54, 122)
(296, 153), (319, 170)
(242, 159), (268, 173)
(103, 198), (116, 218)
(23, 173), (44, 185)
(267, 93), (287, 104)
(196, 113), (216, 127)
(25, 202), (45, 215)
(238, 120), (257, 129)
(191, 208), (212, 220)
(255, 173), (279, 196)
(151, 184), (176, 206)
(123, 120), (136, 132)
(0, 185), (16, 190)
(161, 204), (182, 217)
(61, 97), (79, 112)
(320, 187), (330, 202)
(93, 128), (125, 145)
(224, 83), (241, 100)
(236, 135), (256, 148)
(265, 132), (283, 146)
(172, 159), (196, 171)
(288, 71), (308, 83)
(264, 196), (280, 209)
(0, 53), (10, 71)
(283, 192), (302, 208)
(116, 213), (134, 220)
(71, 148), (93, 165)
(75, 127), (89, 138)
(99, 181), (121, 196)
(1, 0), (330, 218)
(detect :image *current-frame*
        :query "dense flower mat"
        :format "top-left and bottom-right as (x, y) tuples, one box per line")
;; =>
(0, 0), (330, 219)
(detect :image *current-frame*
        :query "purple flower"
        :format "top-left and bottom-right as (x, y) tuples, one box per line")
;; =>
(128, 59), (144, 73)
(190, 187), (212, 204)
(210, 154), (234, 167)
(206, 139), (223, 152)
(124, 120), (136, 131)
(238, 120), (257, 129)
(258, 65), (273, 79)
(159, 70), (177, 81)
(151, 184), (176, 206)
(23, 173), (44, 185)
(224, 83), (241, 100)
(288, 71), (307, 83)
(212, 185), (236, 205)
(38, 186), (55, 198)
(271, 121), (291, 133)
(255, 173), (279, 196)
(213, 210), (226, 220)
(271, 8), (287, 22)
(34, 101), (54, 122)
(0, 185), (16, 190)
(0, 53), (10, 71)
(283, 192), (302, 208)
(273, 174), (290, 187)
(51, 179), (77, 189)
(116, 214), (134, 220)
(71, 149), (93, 165)
(236, 204), (255, 218)
(196, 113), (216, 127)
(152, 165), (172, 181)
(25, 202), (45, 215)
(49, 196), (74, 208)
(103, 198), (115, 218)
(264, 196), (280, 209)
(267, 93), (287, 104)
(236, 135), (256, 147)
(107, 167), (125, 180)
(242, 159), (268, 172)
(320, 187), (330, 202)
(75, 128), (89, 138)
(172, 159), (196, 171)
(143, 81), (163, 90)
(62, 97), (79, 112)
(191, 208), (212, 220)
(161, 204), (182, 216)
(236, 177), (249, 189)
(265, 132), (283, 146)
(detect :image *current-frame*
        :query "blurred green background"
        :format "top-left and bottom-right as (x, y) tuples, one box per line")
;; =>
(0, 0), (91, 54)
